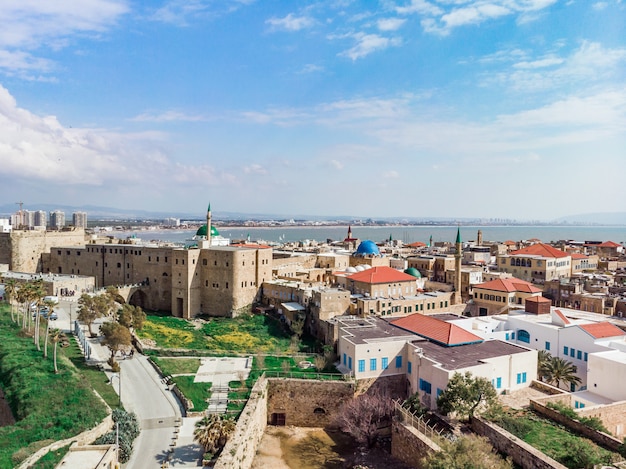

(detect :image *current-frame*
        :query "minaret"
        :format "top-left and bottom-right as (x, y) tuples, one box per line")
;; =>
(454, 227), (463, 305)
(347, 225), (352, 239)
(477, 229), (483, 246)
(206, 203), (212, 247)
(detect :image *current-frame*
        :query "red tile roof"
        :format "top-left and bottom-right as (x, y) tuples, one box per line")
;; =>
(474, 277), (542, 293)
(348, 266), (417, 284)
(391, 314), (483, 346)
(571, 253), (589, 259)
(230, 243), (272, 249)
(553, 309), (571, 325)
(503, 240), (517, 246)
(408, 242), (427, 248)
(525, 296), (551, 303)
(579, 322), (626, 339)
(510, 243), (569, 259)
(597, 241), (622, 248)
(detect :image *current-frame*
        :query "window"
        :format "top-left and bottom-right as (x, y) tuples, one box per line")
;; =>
(577, 350), (582, 360)
(370, 358), (377, 371)
(358, 360), (365, 373)
(505, 333), (510, 340)
(518, 330), (530, 343)
(437, 388), (443, 398)
(395, 356), (402, 369)
(564, 346), (569, 355)
(419, 379), (432, 394)
(382, 357), (388, 370)
(496, 377), (502, 389)
(516, 372), (527, 384)
(348, 357), (352, 370)
(407, 361), (412, 374)
(584, 352), (588, 362)
(343, 354), (346, 366)
(570, 348), (575, 358)
(511, 332), (515, 340)
(545, 341), (551, 351)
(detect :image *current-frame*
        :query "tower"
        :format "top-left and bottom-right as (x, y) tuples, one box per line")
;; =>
(454, 227), (463, 305)
(206, 203), (212, 246)
(477, 229), (483, 246)
(347, 225), (352, 239)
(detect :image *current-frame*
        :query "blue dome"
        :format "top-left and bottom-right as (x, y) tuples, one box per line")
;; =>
(354, 240), (380, 256)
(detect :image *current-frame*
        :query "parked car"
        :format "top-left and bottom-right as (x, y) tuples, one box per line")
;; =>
(48, 311), (58, 320)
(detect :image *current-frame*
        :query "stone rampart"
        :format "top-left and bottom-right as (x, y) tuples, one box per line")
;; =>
(470, 416), (567, 469)
(214, 375), (269, 469)
(266, 378), (354, 428)
(390, 419), (441, 468)
(530, 399), (624, 451)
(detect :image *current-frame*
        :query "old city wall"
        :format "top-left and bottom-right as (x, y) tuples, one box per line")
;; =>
(530, 398), (626, 449)
(390, 420), (440, 469)
(266, 378), (355, 427)
(214, 376), (269, 469)
(6, 229), (85, 273)
(470, 416), (567, 469)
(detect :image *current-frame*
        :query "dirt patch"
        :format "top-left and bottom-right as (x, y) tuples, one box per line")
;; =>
(251, 426), (412, 469)
(0, 386), (16, 427)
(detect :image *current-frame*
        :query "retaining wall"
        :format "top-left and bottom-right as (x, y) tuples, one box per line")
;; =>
(470, 416), (567, 469)
(391, 420), (440, 469)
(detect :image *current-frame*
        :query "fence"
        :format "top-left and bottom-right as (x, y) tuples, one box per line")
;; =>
(74, 320), (91, 360)
(393, 400), (449, 441)
(264, 370), (351, 381)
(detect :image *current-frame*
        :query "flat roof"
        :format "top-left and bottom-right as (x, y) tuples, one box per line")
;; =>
(417, 339), (531, 371)
(339, 316), (420, 345)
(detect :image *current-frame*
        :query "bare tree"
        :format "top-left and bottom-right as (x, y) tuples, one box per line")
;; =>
(334, 388), (394, 448)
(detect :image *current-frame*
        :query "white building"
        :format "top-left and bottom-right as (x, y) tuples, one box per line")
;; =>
(336, 314), (538, 410)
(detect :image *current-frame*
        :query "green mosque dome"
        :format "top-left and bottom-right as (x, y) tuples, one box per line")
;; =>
(404, 267), (422, 278)
(195, 224), (220, 237)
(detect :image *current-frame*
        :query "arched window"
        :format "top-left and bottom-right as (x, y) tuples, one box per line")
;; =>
(313, 407), (326, 414)
(518, 330), (530, 343)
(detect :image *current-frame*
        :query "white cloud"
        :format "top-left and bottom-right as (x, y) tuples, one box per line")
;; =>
(297, 64), (324, 74)
(592, 2), (608, 10)
(377, 18), (407, 31)
(0, 0), (128, 77)
(330, 159), (344, 170)
(130, 110), (207, 122)
(383, 170), (400, 178)
(242, 164), (268, 175)
(483, 41), (626, 92)
(339, 33), (402, 60)
(397, 0), (558, 35)
(266, 13), (315, 32)
(150, 0), (254, 26)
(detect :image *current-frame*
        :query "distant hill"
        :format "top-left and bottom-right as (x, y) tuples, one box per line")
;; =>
(553, 212), (626, 225)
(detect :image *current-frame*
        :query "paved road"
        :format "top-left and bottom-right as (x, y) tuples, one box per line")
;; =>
(53, 299), (202, 467)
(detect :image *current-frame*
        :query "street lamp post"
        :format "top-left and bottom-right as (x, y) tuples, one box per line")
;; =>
(111, 372), (121, 407)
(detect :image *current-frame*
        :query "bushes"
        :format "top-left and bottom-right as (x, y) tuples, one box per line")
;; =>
(95, 409), (140, 463)
(546, 402), (610, 433)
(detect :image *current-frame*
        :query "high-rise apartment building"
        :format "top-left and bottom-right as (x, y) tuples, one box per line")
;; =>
(72, 211), (88, 228)
(50, 211), (66, 230)
(34, 210), (47, 228)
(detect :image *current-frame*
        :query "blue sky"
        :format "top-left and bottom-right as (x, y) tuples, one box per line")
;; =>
(0, 0), (624, 220)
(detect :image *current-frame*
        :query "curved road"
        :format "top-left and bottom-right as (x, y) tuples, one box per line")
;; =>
(54, 299), (202, 468)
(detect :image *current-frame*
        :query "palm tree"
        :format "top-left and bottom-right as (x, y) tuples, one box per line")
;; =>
(537, 350), (552, 382)
(49, 328), (66, 373)
(42, 299), (57, 359)
(545, 356), (582, 390)
(29, 280), (46, 349)
(193, 414), (236, 455)
(4, 278), (17, 322)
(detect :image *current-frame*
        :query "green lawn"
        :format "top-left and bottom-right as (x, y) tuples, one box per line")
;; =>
(171, 375), (211, 412)
(492, 409), (621, 469)
(0, 305), (108, 468)
(152, 357), (201, 376)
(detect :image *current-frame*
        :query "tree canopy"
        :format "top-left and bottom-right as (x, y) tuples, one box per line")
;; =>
(100, 321), (131, 364)
(437, 372), (498, 420)
(423, 434), (513, 469)
(334, 389), (394, 448)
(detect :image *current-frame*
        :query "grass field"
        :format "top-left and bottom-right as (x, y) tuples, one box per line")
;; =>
(152, 357), (201, 376)
(137, 313), (301, 353)
(0, 305), (108, 468)
(492, 409), (621, 469)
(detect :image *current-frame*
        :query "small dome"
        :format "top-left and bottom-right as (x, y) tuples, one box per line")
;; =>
(404, 267), (422, 278)
(354, 240), (380, 257)
(195, 224), (220, 237)
(346, 267), (357, 273)
(363, 264), (372, 270)
(355, 265), (366, 272)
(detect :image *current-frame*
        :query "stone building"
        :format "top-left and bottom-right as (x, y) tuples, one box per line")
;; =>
(470, 277), (543, 316)
(496, 243), (572, 284)
(0, 228), (85, 273)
